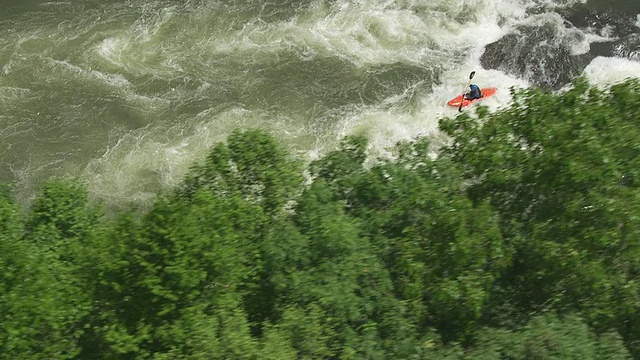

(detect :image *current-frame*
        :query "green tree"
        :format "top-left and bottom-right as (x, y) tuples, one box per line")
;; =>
(85, 130), (305, 358)
(89, 191), (264, 359)
(311, 136), (510, 344)
(5, 98), (639, 359)
(470, 313), (631, 359)
(440, 78), (640, 355)
(180, 129), (302, 213)
(0, 182), (93, 359)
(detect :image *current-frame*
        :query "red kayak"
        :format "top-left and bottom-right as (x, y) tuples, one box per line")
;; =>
(447, 87), (497, 108)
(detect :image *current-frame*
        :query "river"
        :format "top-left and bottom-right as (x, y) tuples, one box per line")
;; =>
(1, 0), (638, 207)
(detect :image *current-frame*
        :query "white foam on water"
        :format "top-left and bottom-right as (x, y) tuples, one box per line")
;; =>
(84, 106), (260, 206)
(2, 61), (12, 75)
(0, 86), (31, 102)
(49, 58), (132, 88)
(205, 0), (535, 69)
(97, 37), (126, 64)
(77, 0), (565, 204)
(276, 0), (536, 161)
(330, 66), (529, 159)
(134, 6), (174, 38)
(575, 29), (614, 55)
(0, 0), (633, 207)
(40, 2), (72, 7)
(532, 12), (611, 56)
(89, 3), (190, 79)
(583, 56), (640, 85)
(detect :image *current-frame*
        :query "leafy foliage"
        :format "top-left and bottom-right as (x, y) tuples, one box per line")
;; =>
(440, 78), (640, 355)
(1, 79), (639, 358)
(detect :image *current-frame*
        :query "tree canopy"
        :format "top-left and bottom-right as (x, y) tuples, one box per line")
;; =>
(1, 79), (639, 358)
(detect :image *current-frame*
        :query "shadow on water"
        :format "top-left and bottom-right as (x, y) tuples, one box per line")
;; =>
(480, 0), (640, 89)
(480, 20), (593, 90)
(1, 0), (131, 18)
(583, 0), (640, 14)
(569, 1), (640, 63)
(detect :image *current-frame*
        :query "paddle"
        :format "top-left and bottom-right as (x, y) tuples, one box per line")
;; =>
(458, 71), (476, 112)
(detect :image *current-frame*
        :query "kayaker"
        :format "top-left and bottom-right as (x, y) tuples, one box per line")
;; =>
(465, 84), (482, 100)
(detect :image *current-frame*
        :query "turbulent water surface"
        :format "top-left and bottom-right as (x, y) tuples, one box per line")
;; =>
(0, 0), (638, 206)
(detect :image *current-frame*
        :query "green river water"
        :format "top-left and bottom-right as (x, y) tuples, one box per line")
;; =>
(0, 0), (638, 207)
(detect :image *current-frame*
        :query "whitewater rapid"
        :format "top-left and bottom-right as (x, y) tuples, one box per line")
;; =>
(0, 0), (637, 207)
